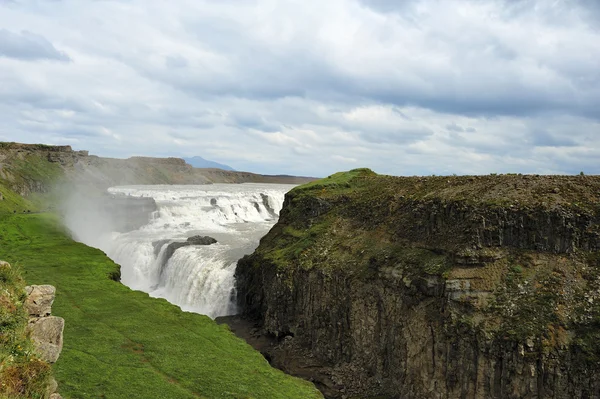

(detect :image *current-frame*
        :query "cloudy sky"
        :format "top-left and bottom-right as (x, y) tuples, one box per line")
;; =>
(0, 0), (598, 176)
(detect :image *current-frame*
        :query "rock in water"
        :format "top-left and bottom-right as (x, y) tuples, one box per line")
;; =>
(152, 239), (171, 256)
(165, 236), (217, 260)
(159, 236), (218, 279)
(186, 235), (218, 245)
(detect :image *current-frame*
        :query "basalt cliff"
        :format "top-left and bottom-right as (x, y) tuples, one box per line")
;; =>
(235, 169), (600, 399)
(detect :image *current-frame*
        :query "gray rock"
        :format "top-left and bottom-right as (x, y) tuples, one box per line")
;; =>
(24, 285), (56, 317)
(152, 239), (171, 256)
(50, 393), (63, 399)
(164, 236), (217, 263)
(158, 236), (218, 280)
(186, 235), (218, 245)
(27, 316), (65, 363)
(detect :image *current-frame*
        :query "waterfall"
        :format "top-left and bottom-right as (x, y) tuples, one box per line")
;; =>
(73, 183), (294, 319)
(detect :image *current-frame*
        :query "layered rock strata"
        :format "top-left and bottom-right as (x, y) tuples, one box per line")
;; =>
(0, 142), (315, 197)
(235, 170), (600, 399)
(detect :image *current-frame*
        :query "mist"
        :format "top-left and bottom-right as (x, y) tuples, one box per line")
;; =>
(57, 181), (294, 318)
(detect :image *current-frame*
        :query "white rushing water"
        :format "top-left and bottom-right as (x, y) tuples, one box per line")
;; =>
(94, 183), (294, 318)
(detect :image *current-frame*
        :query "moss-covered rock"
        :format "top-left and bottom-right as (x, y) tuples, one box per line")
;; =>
(0, 261), (54, 399)
(236, 170), (600, 398)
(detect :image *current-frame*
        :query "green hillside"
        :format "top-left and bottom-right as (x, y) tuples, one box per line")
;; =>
(0, 189), (321, 398)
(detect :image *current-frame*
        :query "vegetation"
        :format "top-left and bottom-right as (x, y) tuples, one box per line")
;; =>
(248, 169), (600, 363)
(296, 168), (377, 192)
(0, 209), (322, 398)
(253, 169), (452, 279)
(0, 185), (37, 214)
(0, 262), (52, 399)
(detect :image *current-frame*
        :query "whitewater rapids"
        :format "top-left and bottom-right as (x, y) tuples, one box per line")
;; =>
(90, 183), (294, 318)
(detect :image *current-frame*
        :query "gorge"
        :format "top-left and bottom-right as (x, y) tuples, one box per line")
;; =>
(2, 143), (600, 399)
(235, 169), (600, 398)
(66, 183), (295, 318)
(0, 143), (322, 399)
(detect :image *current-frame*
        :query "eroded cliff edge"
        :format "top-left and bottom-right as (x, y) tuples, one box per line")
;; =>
(235, 169), (600, 399)
(0, 142), (314, 197)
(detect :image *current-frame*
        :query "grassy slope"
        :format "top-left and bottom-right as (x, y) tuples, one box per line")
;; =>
(0, 185), (36, 214)
(0, 210), (321, 399)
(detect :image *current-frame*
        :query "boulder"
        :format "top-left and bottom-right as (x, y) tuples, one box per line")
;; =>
(159, 236), (218, 279)
(24, 285), (56, 317)
(27, 316), (65, 363)
(164, 236), (217, 262)
(187, 235), (218, 245)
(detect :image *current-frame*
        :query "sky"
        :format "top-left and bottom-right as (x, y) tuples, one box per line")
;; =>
(0, 0), (598, 177)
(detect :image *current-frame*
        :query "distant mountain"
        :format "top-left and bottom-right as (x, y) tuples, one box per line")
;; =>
(183, 156), (235, 171)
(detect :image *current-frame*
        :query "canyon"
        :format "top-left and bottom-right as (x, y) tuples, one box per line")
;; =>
(234, 169), (600, 398)
(3, 142), (600, 398)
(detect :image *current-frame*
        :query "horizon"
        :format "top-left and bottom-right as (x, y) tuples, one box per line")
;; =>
(2, 139), (597, 178)
(1, 0), (599, 176)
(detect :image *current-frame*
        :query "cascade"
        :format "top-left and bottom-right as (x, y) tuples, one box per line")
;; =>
(71, 183), (294, 319)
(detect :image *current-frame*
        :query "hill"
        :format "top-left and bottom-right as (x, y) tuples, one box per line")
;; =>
(183, 156), (235, 171)
(0, 142), (315, 199)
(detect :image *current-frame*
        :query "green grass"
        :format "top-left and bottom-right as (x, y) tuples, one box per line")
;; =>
(0, 184), (37, 214)
(9, 155), (63, 186)
(292, 168), (376, 194)
(0, 213), (322, 399)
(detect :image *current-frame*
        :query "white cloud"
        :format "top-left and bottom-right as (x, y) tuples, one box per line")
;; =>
(0, 0), (598, 176)
(332, 155), (358, 163)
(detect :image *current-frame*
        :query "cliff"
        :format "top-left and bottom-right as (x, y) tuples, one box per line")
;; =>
(0, 142), (315, 198)
(235, 169), (600, 398)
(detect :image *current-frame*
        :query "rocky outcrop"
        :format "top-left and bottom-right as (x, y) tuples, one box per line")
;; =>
(24, 285), (56, 317)
(0, 141), (316, 198)
(164, 235), (218, 260)
(154, 235), (218, 261)
(27, 316), (65, 364)
(153, 236), (218, 280)
(25, 285), (64, 364)
(25, 284), (64, 398)
(235, 170), (600, 399)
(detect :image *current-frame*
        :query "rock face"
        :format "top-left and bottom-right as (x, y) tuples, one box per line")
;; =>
(0, 141), (316, 197)
(235, 170), (600, 399)
(164, 235), (217, 263)
(25, 285), (65, 364)
(24, 285), (56, 317)
(153, 236), (218, 278)
(28, 316), (65, 363)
